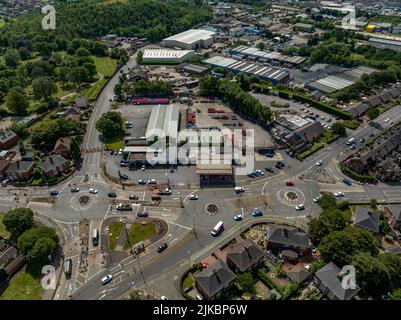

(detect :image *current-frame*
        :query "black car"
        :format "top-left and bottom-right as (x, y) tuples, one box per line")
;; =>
(129, 194), (139, 200)
(156, 242), (168, 253)
(108, 192), (117, 198)
(265, 167), (273, 173)
(169, 166), (174, 173)
(137, 212), (148, 218)
(120, 174), (129, 180)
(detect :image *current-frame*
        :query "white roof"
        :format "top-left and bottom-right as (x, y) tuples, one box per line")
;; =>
(163, 29), (215, 45)
(143, 49), (194, 59)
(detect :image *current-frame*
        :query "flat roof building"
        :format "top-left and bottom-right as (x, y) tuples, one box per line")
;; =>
(162, 29), (216, 50)
(368, 37), (401, 52)
(145, 104), (180, 143)
(142, 49), (195, 64)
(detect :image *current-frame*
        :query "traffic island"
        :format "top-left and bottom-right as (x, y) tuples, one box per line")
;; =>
(205, 203), (219, 216)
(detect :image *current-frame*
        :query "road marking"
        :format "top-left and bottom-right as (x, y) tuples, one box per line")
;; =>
(165, 220), (192, 231)
(183, 190), (198, 202)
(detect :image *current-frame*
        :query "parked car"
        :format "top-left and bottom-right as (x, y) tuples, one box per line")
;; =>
(89, 188), (98, 194)
(255, 169), (264, 176)
(247, 172), (256, 178)
(137, 211), (149, 218)
(147, 179), (156, 184)
(251, 210), (263, 217)
(275, 161), (285, 169)
(234, 214), (244, 221)
(234, 186), (245, 193)
(49, 190), (59, 196)
(110, 150), (115, 155)
(118, 149), (123, 155)
(70, 187), (80, 193)
(129, 194), (139, 200)
(141, 165), (146, 171)
(334, 191), (345, 197)
(156, 242), (168, 253)
(120, 174), (129, 180)
(265, 166), (274, 173)
(189, 194), (198, 200)
(313, 196), (321, 203)
(108, 192), (117, 198)
(137, 179), (146, 185)
(101, 274), (113, 285)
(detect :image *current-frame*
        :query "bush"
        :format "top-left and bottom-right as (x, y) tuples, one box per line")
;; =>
(339, 162), (376, 183)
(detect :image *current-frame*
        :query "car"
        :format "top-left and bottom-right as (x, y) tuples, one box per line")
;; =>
(234, 186), (245, 193)
(141, 165), (146, 171)
(385, 118), (390, 123)
(129, 194), (139, 200)
(1, 178), (10, 187)
(369, 133), (374, 137)
(252, 170), (261, 177)
(247, 172), (256, 178)
(234, 214), (244, 221)
(350, 144), (356, 150)
(303, 109), (309, 113)
(304, 264), (311, 271)
(316, 160), (323, 166)
(255, 169), (264, 176)
(160, 296), (168, 300)
(265, 166), (273, 173)
(359, 138), (365, 143)
(113, 150), (118, 155)
(120, 174), (129, 180)
(147, 179), (156, 184)
(295, 204), (305, 211)
(189, 194), (198, 200)
(389, 120), (394, 125)
(327, 118), (332, 122)
(169, 166), (174, 173)
(342, 178), (352, 186)
(334, 191), (345, 197)
(101, 274), (113, 285)
(137, 179), (146, 185)
(286, 180), (294, 186)
(310, 245), (317, 253)
(110, 150), (115, 155)
(313, 196), (321, 203)
(276, 161), (285, 168)
(118, 149), (123, 155)
(49, 190), (59, 196)
(89, 188), (98, 194)
(70, 187), (80, 193)
(137, 212), (149, 218)
(120, 160), (128, 167)
(251, 210), (263, 217)
(196, 294), (204, 300)
(156, 242), (168, 253)
(108, 192), (117, 198)
(320, 116), (325, 120)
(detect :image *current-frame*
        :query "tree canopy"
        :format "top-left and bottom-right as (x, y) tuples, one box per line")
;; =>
(95, 111), (123, 140)
(2, 208), (34, 238)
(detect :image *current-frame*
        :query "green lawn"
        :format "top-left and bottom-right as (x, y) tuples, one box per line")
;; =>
(0, 272), (43, 300)
(124, 223), (156, 249)
(108, 221), (124, 250)
(82, 78), (107, 100)
(182, 274), (194, 289)
(105, 138), (124, 150)
(0, 213), (10, 239)
(92, 56), (118, 77)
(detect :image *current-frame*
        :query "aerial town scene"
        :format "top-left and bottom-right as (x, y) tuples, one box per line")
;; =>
(0, 0), (401, 308)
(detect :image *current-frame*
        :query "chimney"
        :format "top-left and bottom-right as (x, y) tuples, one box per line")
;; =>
(337, 271), (345, 280)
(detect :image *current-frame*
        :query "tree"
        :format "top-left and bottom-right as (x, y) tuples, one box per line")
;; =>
(370, 198), (378, 209)
(75, 47), (91, 57)
(256, 42), (266, 51)
(318, 193), (337, 210)
(70, 137), (81, 164)
(10, 122), (27, 137)
(308, 209), (348, 244)
(332, 122), (346, 137)
(367, 107), (380, 120)
(390, 288), (401, 300)
(378, 253), (401, 290)
(32, 77), (57, 100)
(18, 140), (25, 155)
(95, 111), (123, 140)
(18, 47), (32, 60)
(17, 227), (59, 256)
(235, 272), (255, 293)
(83, 62), (97, 78)
(4, 49), (20, 67)
(3, 208), (34, 238)
(6, 88), (29, 115)
(352, 252), (390, 296)
(27, 237), (57, 264)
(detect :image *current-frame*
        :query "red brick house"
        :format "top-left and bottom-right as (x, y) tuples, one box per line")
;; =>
(53, 138), (71, 158)
(0, 131), (19, 150)
(39, 155), (69, 177)
(384, 205), (401, 230)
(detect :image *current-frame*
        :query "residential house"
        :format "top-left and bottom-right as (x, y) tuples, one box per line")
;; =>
(384, 205), (401, 230)
(75, 96), (89, 109)
(39, 155), (69, 177)
(315, 262), (360, 300)
(65, 106), (82, 122)
(0, 131), (19, 150)
(352, 206), (380, 233)
(226, 239), (264, 273)
(193, 260), (236, 300)
(5, 160), (35, 180)
(346, 102), (369, 119)
(53, 138), (71, 158)
(21, 151), (35, 162)
(286, 266), (311, 284)
(265, 224), (309, 256)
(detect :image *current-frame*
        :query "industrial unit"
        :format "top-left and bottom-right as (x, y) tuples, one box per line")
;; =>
(142, 48), (195, 64)
(368, 37), (401, 53)
(203, 55), (289, 84)
(162, 29), (216, 50)
(229, 46), (307, 66)
(145, 104), (180, 143)
(305, 66), (377, 94)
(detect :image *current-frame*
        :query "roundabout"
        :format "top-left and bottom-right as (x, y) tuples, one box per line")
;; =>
(276, 187), (306, 207)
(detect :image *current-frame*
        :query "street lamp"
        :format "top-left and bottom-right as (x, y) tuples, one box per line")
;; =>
(187, 250), (191, 267)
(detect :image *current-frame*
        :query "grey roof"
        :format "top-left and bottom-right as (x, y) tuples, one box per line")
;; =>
(0, 131), (17, 144)
(386, 205), (401, 222)
(226, 239), (264, 272)
(6, 160), (34, 174)
(0, 246), (18, 268)
(346, 103), (369, 118)
(194, 260), (236, 298)
(75, 96), (89, 107)
(265, 224), (309, 249)
(39, 155), (68, 173)
(315, 262), (360, 300)
(287, 266), (311, 284)
(297, 121), (325, 142)
(385, 246), (401, 255)
(353, 206), (380, 233)
(365, 95), (382, 108)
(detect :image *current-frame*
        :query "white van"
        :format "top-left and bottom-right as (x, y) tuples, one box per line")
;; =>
(211, 221), (224, 236)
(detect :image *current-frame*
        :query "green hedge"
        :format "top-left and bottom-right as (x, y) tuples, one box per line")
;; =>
(298, 143), (324, 160)
(179, 263), (203, 300)
(339, 162), (376, 183)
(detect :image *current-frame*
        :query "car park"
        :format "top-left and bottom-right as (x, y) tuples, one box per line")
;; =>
(234, 214), (243, 221)
(137, 212), (149, 217)
(71, 187), (80, 193)
(156, 242), (168, 253)
(108, 192), (117, 198)
(89, 188), (98, 194)
(101, 274), (113, 285)
(334, 192), (345, 197)
(189, 194), (198, 200)
(251, 210), (263, 217)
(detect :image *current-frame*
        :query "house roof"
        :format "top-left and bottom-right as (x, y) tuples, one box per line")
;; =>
(346, 103), (369, 118)
(353, 206), (380, 233)
(193, 260), (236, 298)
(39, 155), (68, 173)
(265, 224), (309, 248)
(298, 121), (325, 143)
(226, 239), (264, 272)
(0, 246), (18, 268)
(5, 160), (34, 174)
(65, 106), (81, 115)
(53, 138), (71, 153)
(75, 96), (89, 107)
(386, 205), (401, 221)
(0, 131), (17, 144)
(315, 262), (360, 300)
(287, 266), (311, 284)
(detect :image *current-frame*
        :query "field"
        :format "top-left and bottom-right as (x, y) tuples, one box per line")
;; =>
(124, 222), (156, 249)
(0, 272), (43, 300)
(0, 213), (10, 239)
(108, 221), (124, 250)
(93, 56), (118, 78)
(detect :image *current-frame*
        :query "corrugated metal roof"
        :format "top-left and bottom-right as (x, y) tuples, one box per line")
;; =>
(143, 49), (194, 59)
(163, 29), (215, 45)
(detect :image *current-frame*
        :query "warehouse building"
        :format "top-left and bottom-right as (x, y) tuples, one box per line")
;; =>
(162, 29), (216, 50)
(305, 66), (377, 94)
(203, 56), (289, 84)
(179, 63), (211, 76)
(294, 23), (315, 33)
(229, 46), (306, 66)
(142, 49), (195, 64)
(145, 104), (180, 144)
(368, 38), (401, 53)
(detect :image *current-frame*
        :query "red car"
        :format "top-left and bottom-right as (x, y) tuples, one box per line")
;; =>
(286, 180), (294, 186)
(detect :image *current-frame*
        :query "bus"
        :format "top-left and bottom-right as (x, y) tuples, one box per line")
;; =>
(92, 228), (99, 247)
(64, 259), (72, 279)
(211, 221), (224, 237)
